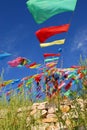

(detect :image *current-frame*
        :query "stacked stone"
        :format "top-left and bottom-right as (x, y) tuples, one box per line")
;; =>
(25, 101), (71, 130)
(0, 98), (86, 130)
(25, 99), (86, 130)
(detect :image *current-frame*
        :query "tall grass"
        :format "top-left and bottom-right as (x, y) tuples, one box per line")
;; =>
(0, 85), (87, 130)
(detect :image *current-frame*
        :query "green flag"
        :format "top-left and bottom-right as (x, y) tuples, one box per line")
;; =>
(26, 0), (77, 24)
(64, 90), (71, 97)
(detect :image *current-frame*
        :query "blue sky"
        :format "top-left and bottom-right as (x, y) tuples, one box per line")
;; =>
(0, 0), (87, 81)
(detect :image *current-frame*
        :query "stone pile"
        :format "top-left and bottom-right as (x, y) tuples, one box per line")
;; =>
(23, 100), (79, 129)
(25, 99), (86, 130)
(0, 98), (86, 130)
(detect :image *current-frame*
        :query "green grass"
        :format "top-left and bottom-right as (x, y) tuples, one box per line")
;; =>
(0, 89), (87, 130)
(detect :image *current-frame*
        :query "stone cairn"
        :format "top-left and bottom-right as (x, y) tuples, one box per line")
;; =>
(17, 98), (86, 130)
(0, 98), (86, 130)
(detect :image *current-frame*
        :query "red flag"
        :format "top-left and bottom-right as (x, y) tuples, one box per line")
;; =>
(36, 24), (70, 43)
(65, 80), (72, 91)
(26, 62), (36, 68)
(44, 53), (60, 58)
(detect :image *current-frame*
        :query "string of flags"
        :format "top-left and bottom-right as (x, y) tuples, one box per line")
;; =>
(0, 49), (87, 102)
(26, 0), (77, 47)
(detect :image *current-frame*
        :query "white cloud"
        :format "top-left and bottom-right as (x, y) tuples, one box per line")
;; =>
(77, 42), (83, 49)
(71, 26), (87, 56)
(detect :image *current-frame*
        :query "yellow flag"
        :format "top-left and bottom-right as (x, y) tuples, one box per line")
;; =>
(40, 39), (65, 47)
